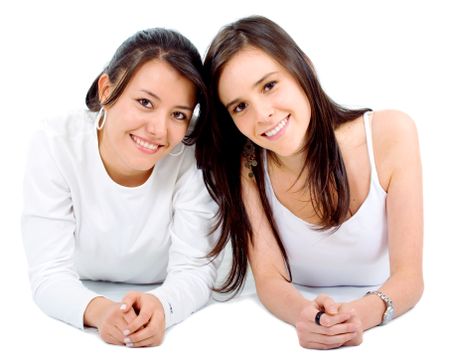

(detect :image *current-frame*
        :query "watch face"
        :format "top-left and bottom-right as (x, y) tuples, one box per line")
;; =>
(384, 306), (395, 323)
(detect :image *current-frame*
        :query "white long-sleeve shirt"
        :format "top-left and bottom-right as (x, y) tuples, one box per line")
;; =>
(21, 110), (220, 330)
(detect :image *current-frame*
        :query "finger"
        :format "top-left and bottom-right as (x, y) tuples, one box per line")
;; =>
(115, 315), (134, 335)
(303, 341), (343, 350)
(126, 310), (164, 347)
(314, 294), (339, 315)
(128, 309), (162, 340)
(120, 291), (140, 313)
(102, 323), (127, 346)
(309, 321), (357, 335)
(131, 334), (163, 348)
(122, 306), (139, 326)
(316, 311), (353, 327)
(343, 333), (363, 347)
(126, 309), (152, 335)
(130, 326), (164, 348)
(105, 332), (124, 346)
(126, 326), (157, 348)
(309, 331), (357, 346)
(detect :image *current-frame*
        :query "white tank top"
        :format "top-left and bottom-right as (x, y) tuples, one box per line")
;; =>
(264, 112), (389, 287)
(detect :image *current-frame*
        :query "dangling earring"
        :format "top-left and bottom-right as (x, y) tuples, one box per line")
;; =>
(96, 107), (107, 130)
(243, 140), (258, 178)
(169, 143), (185, 157)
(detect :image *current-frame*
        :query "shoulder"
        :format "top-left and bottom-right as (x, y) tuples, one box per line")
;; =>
(371, 110), (420, 189)
(168, 144), (203, 188)
(38, 109), (96, 139)
(27, 110), (96, 167)
(371, 109), (419, 157)
(29, 110), (95, 152)
(178, 144), (197, 171)
(163, 143), (197, 180)
(372, 109), (417, 139)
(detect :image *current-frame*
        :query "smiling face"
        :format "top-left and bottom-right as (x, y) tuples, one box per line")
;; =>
(218, 46), (311, 158)
(98, 59), (196, 186)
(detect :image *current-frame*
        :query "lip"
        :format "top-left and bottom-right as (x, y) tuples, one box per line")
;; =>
(261, 115), (290, 141)
(130, 134), (164, 154)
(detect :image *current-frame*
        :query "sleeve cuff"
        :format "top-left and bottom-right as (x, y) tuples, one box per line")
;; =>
(146, 287), (176, 329)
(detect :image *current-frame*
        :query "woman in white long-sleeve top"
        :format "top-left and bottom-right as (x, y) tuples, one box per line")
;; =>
(21, 28), (220, 348)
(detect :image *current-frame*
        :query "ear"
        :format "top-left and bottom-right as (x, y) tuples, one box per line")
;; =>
(97, 73), (112, 104)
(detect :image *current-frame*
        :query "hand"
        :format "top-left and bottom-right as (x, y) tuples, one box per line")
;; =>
(295, 294), (358, 350)
(120, 292), (166, 347)
(339, 303), (363, 347)
(84, 296), (138, 346)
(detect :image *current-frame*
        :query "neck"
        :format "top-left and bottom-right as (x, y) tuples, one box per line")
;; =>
(269, 150), (308, 177)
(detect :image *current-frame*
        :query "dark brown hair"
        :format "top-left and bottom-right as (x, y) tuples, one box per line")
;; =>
(85, 28), (207, 145)
(193, 16), (370, 295)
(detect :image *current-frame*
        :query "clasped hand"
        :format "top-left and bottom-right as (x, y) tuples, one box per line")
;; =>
(96, 292), (165, 348)
(295, 294), (363, 350)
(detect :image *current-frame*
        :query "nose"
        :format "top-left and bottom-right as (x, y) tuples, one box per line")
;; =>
(145, 113), (167, 138)
(255, 99), (274, 123)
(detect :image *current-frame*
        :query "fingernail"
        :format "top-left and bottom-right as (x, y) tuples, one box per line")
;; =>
(124, 337), (131, 344)
(120, 303), (127, 311)
(123, 329), (130, 336)
(126, 342), (134, 348)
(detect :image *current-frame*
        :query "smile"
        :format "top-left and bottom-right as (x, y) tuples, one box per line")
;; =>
(130, 134), (161, 153)
(263, 115), (290, 138)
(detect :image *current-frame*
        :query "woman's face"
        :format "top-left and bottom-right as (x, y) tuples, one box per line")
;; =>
(98, 59), (196, 184)
(218, 47), (311, 158)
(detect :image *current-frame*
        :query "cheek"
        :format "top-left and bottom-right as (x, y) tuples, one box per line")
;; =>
(169, 122), (189, 142)
(232, 117), (250, 136)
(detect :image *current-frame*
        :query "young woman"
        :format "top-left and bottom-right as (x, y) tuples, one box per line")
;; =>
(22, 28), (220, 348)
(195, 16), (423, 350)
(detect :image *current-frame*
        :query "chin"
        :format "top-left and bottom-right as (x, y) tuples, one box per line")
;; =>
(271, 146), (299, 158)
(132, 159), (158, 172)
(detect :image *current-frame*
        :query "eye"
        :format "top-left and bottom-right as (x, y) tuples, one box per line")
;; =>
(173, 111), (188, 121)
(137, 98), (153, 109)
(232, 102), (247, 114)
(263, 81), (277, 92)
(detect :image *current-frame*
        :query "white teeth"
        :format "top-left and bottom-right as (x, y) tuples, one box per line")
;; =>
(132, 135), (158, 150)
(264, 117), (288, 137)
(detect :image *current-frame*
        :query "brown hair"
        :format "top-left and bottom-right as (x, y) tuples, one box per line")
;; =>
(193, 16), (370, 295)
(85, 28), (207, 145)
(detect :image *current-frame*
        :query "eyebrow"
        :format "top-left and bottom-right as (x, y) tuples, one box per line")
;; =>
(224, 71), (278, 110)
(139, 89), (194, 111)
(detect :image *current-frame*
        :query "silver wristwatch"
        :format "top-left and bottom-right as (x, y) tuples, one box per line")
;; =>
(366, 290), (395, 325)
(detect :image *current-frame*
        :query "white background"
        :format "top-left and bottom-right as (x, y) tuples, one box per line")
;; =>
(0, 0), (449, 356)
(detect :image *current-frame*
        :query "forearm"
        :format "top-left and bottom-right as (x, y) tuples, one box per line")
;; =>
(344, 271), (424, 330)
(256, 277), (310, 326)
(31, 276), (102, 330)
(149, 262), (218, 329)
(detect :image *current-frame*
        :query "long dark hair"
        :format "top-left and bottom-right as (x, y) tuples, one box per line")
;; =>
(193, 16), (370, 295)
(85, 28), (207, 145)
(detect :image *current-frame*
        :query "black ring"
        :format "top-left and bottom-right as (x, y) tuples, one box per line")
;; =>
(315, 311), (325, 326)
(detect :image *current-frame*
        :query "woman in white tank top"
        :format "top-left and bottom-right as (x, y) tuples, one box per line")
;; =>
(195, 16), (423, 350)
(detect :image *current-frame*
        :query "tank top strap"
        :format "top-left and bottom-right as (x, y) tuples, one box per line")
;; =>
(363, 111), (381, 187)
